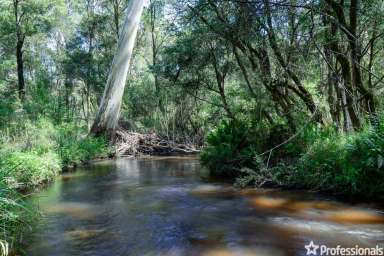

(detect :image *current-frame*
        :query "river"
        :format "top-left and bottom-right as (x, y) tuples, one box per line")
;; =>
(25, 157), (384, 256)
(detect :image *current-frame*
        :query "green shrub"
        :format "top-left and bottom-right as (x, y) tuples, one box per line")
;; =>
(1, 151), (60, 188)
(200, 120), (259, 178)
(56, 123), (108, 167)
(296, 122), (384, 196)
(202, 116), (384, 197)
(0, 118), (61, 188)
(0, 158), (38, 251)
(341, 124), (384, 195)
(295, 135), (346, 191)
(0, 118), (109, 252)
(1, 117), (57, 153)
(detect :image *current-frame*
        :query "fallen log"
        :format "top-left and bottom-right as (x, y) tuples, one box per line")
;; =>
(115, 129), (200, 157)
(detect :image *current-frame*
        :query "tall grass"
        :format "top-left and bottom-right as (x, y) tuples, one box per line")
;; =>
(0, 117), (109, 252)
(0, 163), (37, 251)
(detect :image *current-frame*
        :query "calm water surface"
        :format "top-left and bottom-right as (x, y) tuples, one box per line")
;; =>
(26, 157), (384, 256)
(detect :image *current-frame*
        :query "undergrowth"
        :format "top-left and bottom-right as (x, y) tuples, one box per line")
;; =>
(201, 117), (384, 197)
(0, 117), (109, 252)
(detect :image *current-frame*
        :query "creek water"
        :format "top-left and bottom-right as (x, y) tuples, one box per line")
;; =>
(25, 157), (384, 256)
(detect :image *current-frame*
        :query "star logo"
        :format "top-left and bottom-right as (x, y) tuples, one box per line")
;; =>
(305, 241), (319, 255)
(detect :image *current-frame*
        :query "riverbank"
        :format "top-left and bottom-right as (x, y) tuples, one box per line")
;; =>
(201, 118), (384, 200)
(0, 118), (109, 252)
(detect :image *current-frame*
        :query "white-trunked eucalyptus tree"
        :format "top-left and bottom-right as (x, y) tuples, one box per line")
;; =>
(91, 0), (146, 138)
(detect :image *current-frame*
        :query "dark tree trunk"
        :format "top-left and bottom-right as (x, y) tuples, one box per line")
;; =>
(14, 0), (25, 100)
(149, 0), (164, 112)
(16, 38), (25, 100)
(211, 59), (235, 120)
(113, 0), (120, 41)
(325, 0), (375, 126)
(263, 0), (323, 124)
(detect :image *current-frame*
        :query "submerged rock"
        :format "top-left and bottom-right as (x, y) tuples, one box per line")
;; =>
(65, 229), (104, 240)
(44, 202), (98, 220)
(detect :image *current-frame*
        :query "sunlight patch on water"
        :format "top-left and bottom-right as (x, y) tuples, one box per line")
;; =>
(250, 196), (342, 213)
(269, 216), (384, 247)
(158, 186), (189, 195)
(324, 209), (384, 224)
(251, 197), (289, 210)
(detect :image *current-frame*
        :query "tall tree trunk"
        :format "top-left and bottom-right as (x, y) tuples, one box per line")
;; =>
(349, 0), (375, 118)
(325, 0), (375, 126)
(325, 12), (361, 129)
(16, 38), (25, 100)
(113, 0), (120, 41)
(149, 0), (163, 112)
(14, 0), (25, 100)
(263, 0), (323, 124)
(90, 0), (145, 138)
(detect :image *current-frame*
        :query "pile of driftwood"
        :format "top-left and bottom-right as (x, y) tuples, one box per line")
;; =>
(115, 129), (200, 156)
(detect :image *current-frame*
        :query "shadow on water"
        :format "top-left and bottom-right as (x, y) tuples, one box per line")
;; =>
(25, 157), (384, 256)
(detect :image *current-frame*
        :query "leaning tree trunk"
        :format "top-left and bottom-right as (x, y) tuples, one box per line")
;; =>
(90, 0), (145, 139)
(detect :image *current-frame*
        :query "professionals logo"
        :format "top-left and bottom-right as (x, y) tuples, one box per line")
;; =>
(304, 241), (384, 256)
(305, 241), (319, 255)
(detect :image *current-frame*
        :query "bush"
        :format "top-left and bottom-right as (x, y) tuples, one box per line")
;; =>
(0, 118), (61, 188)
(0, 118), (110, 252)
(1, 151), (60, 188)
(200, 120), (259, 178)
(56, 123), (108, 167)
(295, 134), (346, 191)
(0, 158), (38, 250)
(339, 124), (384, 195)
(295, 122), (384, 196)
(202, 116), (384, 197)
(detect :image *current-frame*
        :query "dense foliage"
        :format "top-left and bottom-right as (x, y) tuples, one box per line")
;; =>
(201, 120), (259, 177)
(0, 0), (384, 252)
(202, 117), (384, 196)
(296, 120), (384, 196)
(0, 118), (107, 248)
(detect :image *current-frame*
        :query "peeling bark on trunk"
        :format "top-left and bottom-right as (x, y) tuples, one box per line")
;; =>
(90, 0), (145, 139)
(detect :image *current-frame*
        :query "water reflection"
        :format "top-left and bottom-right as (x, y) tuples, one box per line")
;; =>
(25, 157), (384, 256)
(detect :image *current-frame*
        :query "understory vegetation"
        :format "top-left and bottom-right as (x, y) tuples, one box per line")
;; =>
(201, 116), (384, 197)
(0, 117), (107, 249)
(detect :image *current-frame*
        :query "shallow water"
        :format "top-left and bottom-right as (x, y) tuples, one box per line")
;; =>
(26, 157), (384, 255)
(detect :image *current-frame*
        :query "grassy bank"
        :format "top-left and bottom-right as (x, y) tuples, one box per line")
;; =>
(201, 117), (384, 198)
(0, 118), (108, 252)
